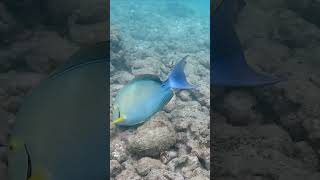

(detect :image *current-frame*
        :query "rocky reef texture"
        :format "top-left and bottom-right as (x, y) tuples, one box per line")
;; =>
(110, 1), (210, 179)
(213, 0), (320, 179)
(0, 0), (107, 179)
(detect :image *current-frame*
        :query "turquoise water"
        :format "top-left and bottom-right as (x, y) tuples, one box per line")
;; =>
(111, 0), (210, 54)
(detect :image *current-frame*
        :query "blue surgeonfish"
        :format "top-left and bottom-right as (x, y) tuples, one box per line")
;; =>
(212, 0), (281, 86)
(111, 56), (193, 126)
(7, 42), (108, 180)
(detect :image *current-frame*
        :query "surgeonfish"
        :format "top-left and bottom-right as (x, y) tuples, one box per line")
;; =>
(111, 56), (193, 126)
(8, 43), (108, 180)
(212, 0), (280, 86)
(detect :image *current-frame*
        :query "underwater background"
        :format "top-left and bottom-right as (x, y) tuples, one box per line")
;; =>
(213, 0), (320, 179)
(1, 0), (320, 179)
(110, 0), (210, 179)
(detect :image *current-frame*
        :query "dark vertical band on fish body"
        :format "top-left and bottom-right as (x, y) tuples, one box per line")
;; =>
(24, 144), (32, 179)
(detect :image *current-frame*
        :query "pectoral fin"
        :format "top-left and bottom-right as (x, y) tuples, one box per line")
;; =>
(112, 115), (125, 125)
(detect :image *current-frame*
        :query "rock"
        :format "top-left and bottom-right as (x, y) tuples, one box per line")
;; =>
(249, 0), (287, 11)
(0, 72), (45, 95)
(0, 41), (36, 72)
(111, 138), (128, 163)
(0, 109), (9, 143)
(244, 38), (290, 75)
(115, 169), (141, 180)
(190, 175), (210, 180)
(110, 160), (122, 177)
(217, 148), (315, 179)
(273, 9), (320, 48)
(167, 155), (202, 178)
(160, 151), (178, 164)
(302, 117), (320, 145)
(128, 57), (163, 76)
(134, 157), (165, 176)
(167, 155), (188, 171)
(190, 84), (210, 108)
(28, 31), (78, 65)
(10, 72), (45, 93)
(176, 132), (188, 143)
(110, 28), (123, 53)
(146, 169), (184, 180)
(47, 0), (107, 24)
(180, 155), (202, 178)
(223, 91), (260, 125)
(69, 22), (108, 45)
(189, 119), (210, 146)
(110, 71), (134, 85)
(278, 112), (305, 141)
(0, 144), (6, 163)
(110, 121), (117, 138)
(192, 167), (210, 179)
(191, 147), (210, 170)
(163, 93), (176, 113)
(172, 117), (190, 131)
(25, 55), (55, 73)
(0, 162), (7, 180)
(178, 90), (192, 101)
(287, 0), (312, 14)
(236, 3), (277, 44)
(216, 123), (294, 156)
(287, 0), (320, 27)
(0, 2), (17, 44)
(127, 113), (176, 157)
(110, 84), (123, 99)
(294, 141), (319, 169)
(110, 63), (115, 74)
(1, 96), (22, 114)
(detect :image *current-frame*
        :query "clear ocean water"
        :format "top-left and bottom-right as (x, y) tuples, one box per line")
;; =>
(110, 0), (210, 54)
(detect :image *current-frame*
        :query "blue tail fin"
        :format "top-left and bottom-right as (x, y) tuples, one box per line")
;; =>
(165, 56), (193, 89)
(211, 0), (280, 87)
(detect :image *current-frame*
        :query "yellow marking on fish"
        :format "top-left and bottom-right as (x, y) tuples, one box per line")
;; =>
(112, 115), (125, 125)
(28, 168), (48, 180)
(29, 176), (46, 180)
(9, 137), (22, 152)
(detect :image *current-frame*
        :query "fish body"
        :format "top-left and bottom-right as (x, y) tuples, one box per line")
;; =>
(8, 44), (108, 180)
(112, 56), (193, 126)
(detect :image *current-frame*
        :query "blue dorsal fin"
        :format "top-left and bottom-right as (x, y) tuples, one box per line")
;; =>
(48, 41), (109, 79)
(211, 0), (280, 87)
(165, 56), (193, 89)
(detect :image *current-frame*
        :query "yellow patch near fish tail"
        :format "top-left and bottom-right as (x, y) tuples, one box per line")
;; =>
(28, 168), (49, 180)
(112, 115), (125, 125)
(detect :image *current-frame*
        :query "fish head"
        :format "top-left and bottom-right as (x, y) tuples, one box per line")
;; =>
(111, 103), (127, 125)
(8, 136), (51, 180)
(8, 136), (28, 180)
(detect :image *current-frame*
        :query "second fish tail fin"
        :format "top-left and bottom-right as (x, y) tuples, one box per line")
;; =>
(164, 56), (193, 89)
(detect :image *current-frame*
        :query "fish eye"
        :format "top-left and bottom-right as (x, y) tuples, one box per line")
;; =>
(8, 140), (17, 152)
(9, 145), (14, 151)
